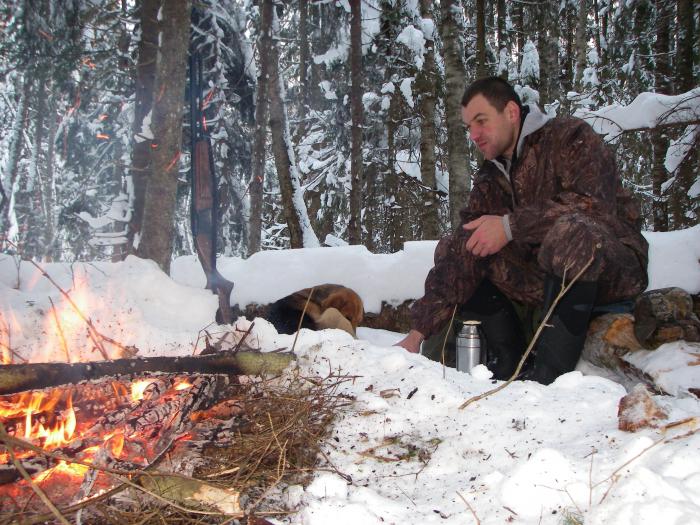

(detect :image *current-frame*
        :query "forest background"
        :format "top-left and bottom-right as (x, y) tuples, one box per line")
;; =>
(0, 0), (698, 271)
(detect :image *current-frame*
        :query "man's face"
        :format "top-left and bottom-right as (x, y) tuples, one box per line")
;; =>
(461, 94), (520, 160)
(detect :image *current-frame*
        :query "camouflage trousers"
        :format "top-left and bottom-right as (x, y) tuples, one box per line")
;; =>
(412, 212), (648, 343)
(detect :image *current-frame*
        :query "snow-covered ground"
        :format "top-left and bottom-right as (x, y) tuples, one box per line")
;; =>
(1, 225), (699, 524)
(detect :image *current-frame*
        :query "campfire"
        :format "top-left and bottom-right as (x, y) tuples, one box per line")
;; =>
(0, 284), (347, 524)
(1, 372), (235, 512)
(0, 362), (348, 524)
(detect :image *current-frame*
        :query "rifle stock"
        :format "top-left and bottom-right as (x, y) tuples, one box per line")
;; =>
(190, 50), (235, 324)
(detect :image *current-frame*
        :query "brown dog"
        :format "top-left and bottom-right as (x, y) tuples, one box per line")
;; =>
(266, 284), (364, 337)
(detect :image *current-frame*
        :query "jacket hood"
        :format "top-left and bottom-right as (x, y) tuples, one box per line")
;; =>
(516, 103), (553, 157)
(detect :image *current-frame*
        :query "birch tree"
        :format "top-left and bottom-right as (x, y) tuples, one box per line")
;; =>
(439, 0), (471, 229)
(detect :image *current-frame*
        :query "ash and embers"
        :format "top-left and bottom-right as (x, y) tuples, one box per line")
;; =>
(0, 368), (349, 524)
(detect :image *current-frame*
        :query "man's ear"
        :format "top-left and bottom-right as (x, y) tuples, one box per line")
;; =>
(505, 100), (520, 124)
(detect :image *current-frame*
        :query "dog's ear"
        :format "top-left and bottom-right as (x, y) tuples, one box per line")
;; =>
(315, 307), (356, 338)
(322, 289), (364, 329)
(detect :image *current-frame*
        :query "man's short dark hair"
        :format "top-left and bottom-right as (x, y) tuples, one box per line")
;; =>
(461, 77), (522, 111)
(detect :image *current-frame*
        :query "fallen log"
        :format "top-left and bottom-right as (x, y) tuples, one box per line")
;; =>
(582, 313), (663, 392)
(137, 473), (241, 514)
(582, 312), (700, 397)
(0, 351), (295, 396)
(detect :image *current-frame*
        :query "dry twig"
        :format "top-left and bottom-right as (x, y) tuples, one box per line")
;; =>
(49, 297), (71, 362)
(460, 255), (595, 409)
(441, 304), (459, 379)
(456, 491), (481, 525)
(291, 286), (315, 354)
(0, 422), (71, 525)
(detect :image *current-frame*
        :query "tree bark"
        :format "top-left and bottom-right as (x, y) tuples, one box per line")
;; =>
(672, 0), (698, 228)
(40, 95), (58, 261)
(438, 0), (471, 230)
(127, 0), (159, 257)
(348, 0), (363, 245)
(651, 0), (672, 231)
(386, 87), (403, 253)
(496, 0), (508, 78)
(416, 0), (440, 240)
(0, 351), (295, 396)
(136, 0), (191, 273)
(267, 3), (319, 249)
(298, 0), (310, 112)
(247, 0), (273, 255)
(573, 0), (589, 92)
(0, 76), (30, 242)
(27, 77), (47, 258)
(513, 1), (525, 70)
(476, 0), (487, 77)
(537, 1), (562, 108)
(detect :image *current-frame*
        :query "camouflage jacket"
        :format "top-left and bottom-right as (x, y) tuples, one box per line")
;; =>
(410, 106), (649, 339)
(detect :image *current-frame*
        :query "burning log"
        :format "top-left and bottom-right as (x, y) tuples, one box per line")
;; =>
(0, 350), (295, 396)
(137, 473), (241, 514)
(0, 454), (48, 484)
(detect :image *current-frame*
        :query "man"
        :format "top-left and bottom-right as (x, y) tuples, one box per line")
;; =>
(396, 77), (648, 384)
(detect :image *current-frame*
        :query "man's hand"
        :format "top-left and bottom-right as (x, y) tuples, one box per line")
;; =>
(463, 215), (509, 257)
(395, 329), (425, 354)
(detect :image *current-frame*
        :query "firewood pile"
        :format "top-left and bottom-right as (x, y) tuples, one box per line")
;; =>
(0, 363), (350, 524)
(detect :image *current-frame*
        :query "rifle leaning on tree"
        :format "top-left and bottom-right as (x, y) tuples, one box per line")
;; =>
(189, 51), (234, 324)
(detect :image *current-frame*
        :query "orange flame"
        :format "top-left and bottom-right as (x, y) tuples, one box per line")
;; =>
(131, 379), (156, 402)
(174, 381), (192, 391)
(107, 431), (125, 457)
(0, 390), (76, 449)
(34, 460), (89, 483)
(41, 280), (98, 362)
(30, 393), (76, 448)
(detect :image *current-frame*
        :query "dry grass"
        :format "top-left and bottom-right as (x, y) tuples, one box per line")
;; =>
(0, 368), (351, 525)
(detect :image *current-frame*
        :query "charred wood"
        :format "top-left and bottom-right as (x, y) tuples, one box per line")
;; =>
(0, 455), (48, 485)
(0, 350), (295, 395)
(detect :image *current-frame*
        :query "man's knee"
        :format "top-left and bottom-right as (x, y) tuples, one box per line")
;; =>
(538, 214), (606, 279)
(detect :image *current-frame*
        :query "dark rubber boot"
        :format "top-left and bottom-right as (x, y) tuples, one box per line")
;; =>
(459, 280), (527, 380)
(526, 274), (598, 385)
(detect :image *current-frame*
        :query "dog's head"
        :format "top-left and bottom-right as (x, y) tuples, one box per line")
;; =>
(322, 288), (364, 330)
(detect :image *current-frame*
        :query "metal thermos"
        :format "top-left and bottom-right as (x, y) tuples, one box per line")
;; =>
(456, 320), (482, 373)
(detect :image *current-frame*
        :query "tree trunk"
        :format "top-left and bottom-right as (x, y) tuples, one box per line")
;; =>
(0, 351), (295, 396)
(496, 0), (508, 78)
(573, 0), (589, 92)
(593, 0), (603, 66)
(537, 1), (561, 108)
(298, 0), (310, 112)
(476, 0), (487, 77)
(348, 0), (363, 245)
(513, 1), (525, 70)
(651, 0), (672, 231)
(40, 95), (58, 260)
(386, 89), (403, 253)
(247, 0), (273, 255)
(0, 76), (30, 243)
(672, 0), (698, 228)
(417, 0), (440, 240)
(136, 0), (191, 273)
(27, 78), (47, 257)
(438, 0), (471, 230)
(127, 0), (159, 257)
(267, 4), (319, 249)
